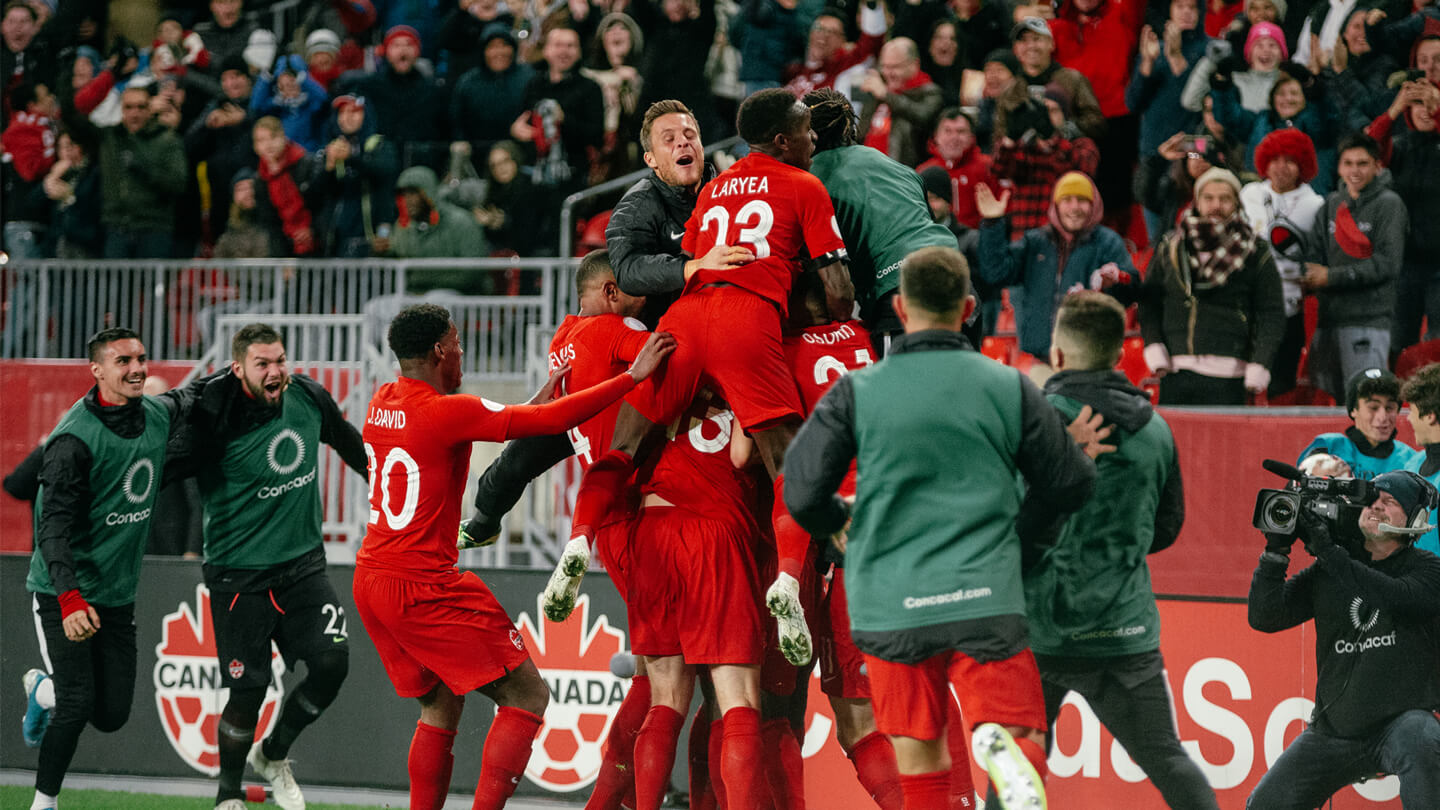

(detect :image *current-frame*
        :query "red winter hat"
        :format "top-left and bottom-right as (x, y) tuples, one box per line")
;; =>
(382, 25), (420, 51)
(1254, 127), (1317, 182)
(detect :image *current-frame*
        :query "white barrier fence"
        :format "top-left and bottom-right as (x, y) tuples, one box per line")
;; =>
(0, 258), (581, 381)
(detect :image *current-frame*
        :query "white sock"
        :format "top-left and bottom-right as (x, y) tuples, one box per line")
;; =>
(31, 790), (57, 809)
(36, 677), (55, 711)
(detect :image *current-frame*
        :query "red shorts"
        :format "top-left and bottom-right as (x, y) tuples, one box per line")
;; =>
(627, 505), (764, 665)
(595, 515), (636, 603)
(627, 285), (801, 432)
(817, 568), (870, 699)
(352, 566), (529, 698)
(865, 648), (1047, 741)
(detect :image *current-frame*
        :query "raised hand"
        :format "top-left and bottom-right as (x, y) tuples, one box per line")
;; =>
(974, 184), (1011, 220)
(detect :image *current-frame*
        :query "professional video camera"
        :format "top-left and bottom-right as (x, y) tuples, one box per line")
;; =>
(1252, 459), (1375, 534)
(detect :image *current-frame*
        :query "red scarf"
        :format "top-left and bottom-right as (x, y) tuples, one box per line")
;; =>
(258, 141), (314, 255)
(862, 71), (934, 155)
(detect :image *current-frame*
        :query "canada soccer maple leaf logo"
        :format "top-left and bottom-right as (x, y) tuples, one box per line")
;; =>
(514, 593), (629, 791)
(153, 584), (285, 775)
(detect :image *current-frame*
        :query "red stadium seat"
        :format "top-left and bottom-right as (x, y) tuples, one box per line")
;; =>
(1395, 339), (1440, 380)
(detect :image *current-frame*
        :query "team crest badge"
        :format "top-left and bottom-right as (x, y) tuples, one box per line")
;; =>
(153, 585), (286, 774)
(514, 594), (628, 792)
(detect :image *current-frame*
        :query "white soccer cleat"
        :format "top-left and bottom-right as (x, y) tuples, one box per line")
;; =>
(248, 742), (306, 810)
(971, 723), (1045, 810)
(543, 536), (590, 622)
(214, 800), (246, 810)
(766, 573), (813, 666)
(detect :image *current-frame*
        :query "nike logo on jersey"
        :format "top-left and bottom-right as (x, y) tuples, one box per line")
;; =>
(669, 230), (684, 241)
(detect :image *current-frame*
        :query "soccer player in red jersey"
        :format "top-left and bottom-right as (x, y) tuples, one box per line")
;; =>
(354, 303), (672, 810)
(552, 89), (854, 672)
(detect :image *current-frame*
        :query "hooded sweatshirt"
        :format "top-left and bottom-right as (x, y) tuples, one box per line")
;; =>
(1029, 369), (1183, 658)
(315, 103), (398, 251)
(450, 24), (534, 146)
(977, 174), (1140, 358)
(391, 165), (488, 263)
(1306, 172), (1408, 328)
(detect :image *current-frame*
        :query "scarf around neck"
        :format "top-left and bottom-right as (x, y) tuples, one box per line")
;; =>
(1181, 210), (1258, 288)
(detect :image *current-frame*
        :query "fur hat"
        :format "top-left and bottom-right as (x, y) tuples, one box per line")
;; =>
(1254, 127), (1317, 182)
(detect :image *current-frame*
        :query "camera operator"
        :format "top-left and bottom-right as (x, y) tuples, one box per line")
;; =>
(1247, 470), (1440, 809)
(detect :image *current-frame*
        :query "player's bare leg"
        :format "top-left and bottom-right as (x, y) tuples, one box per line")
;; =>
(546, 404), (663, 621)
(831, 697), (903, 810)
(469, 660), (550, 810)
(586, 656), (650, 810)
(752, 422), (814, 667)
(632, 655), (695, 810)
(711, 663), (764, 809)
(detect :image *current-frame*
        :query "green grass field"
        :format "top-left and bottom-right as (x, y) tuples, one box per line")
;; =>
(0, 786), (399, 809)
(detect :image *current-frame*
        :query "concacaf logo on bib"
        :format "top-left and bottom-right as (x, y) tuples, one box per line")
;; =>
(266, 429), (306, 475)
(122, 458), (155, 504)
(153, 584), (285, 775)
(514, 594), (628, 792)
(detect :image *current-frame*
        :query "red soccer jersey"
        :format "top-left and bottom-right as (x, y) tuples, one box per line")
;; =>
(358, 373), (634, 580)
(548, 313), (649, 470)
(681, 152), (847, 316)
(642, 393), (759, 531)
(783, 320), (874, 496)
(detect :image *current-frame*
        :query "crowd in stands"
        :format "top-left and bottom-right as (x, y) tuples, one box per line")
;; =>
(2, 0), (1438, 396)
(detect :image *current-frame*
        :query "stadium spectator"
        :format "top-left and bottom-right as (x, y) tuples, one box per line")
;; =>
(920, 18), (965, 107)
(1402, 363), (1440, 555)
(437, 0), (515, 81)
(855, 37), (943, 167)
(387, 165), (489, 268)
(249, 54), (329, 151)
(1146, 127), (1237, 230)
(214, 168), (285, 257)
(951, 0), (1011, 71)
(1049, 0), (1145, 231)
(989, 86), (1100, 240)
(302, 29), (346, 91)
(1303, 132), (1408, 402)
(1140, 167), (1285, 405)
(338, 25), (447, 168)
(582, 12), (645, 182)
(2, 0), (54, 126)
(1, 81), (57, 258)
(511, 26), (605, 221)
(475, 140), (544, 257)
(1293, 0), (1362, 70)
(1240, 128), (1325, 397)
(1182, 19), (1284, 114)
(99, 85), (187, 258)
(915, 108), (993, 229)
(1325, 7), (1399, 133)
(994, 17), (1105, 141)
(1215, 0), (1287, 58)
(781, 4), (887, 99)
(185, 54), (256, 243)
(783, 245), (1096, 810)
(193, 0), (258, 76)
(1127, 0), (1207, 241)
(1299, 367), (1418, 480)
(371, 0), (445, 62)
(1368, 78), (1440, 362)
(1033, 290), (1220, 810)
(251, 115), (320, 257)
(450, 24), (533, 164)
(40, 126), (104, 259)
(1214, 67), (1337, 192)
(1408, 33), (1440, 87)
(631, 0), (717, 136)
(973, 47), (1019, 146)
(919, 164), (978, 256)
(730, 0), (807, 98)
(976, 171), (1140, 374)
(313, 94), (398, 258)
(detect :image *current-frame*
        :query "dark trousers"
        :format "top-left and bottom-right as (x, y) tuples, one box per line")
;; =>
(1268, 313), (1307, 398)
(1040, 651), (1219, 810)
(102, 229), (173, 259)
(1157, 370), (1246, 406)
(1247, 710), (1440, 809)
(33, 595), (137, 796)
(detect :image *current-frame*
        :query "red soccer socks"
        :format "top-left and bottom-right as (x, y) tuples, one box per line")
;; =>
(633, 705), (686, 810)
(720, 707), (764, 810)
(586, 675), (651, 810)
(409, 721), (457, 810)
(846, 731), (904, 810)
(472, 706), (543, 810)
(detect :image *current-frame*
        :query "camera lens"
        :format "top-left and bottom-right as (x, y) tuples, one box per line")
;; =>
(1266, 497), (1297, 528)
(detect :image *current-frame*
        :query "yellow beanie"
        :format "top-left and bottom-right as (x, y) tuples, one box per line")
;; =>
(1051, 171), (1094, 203)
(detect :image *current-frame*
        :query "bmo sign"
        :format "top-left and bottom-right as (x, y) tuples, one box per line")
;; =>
(1045, 601), (1399, 809)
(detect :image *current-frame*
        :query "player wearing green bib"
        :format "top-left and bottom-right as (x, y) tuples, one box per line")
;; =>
(166, 323), (367, 810)
(23, 328), (176, 810)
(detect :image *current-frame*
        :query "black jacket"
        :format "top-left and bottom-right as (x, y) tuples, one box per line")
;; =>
(1388, 128), (1440, 265)
(1249, 543), (1440, 738)
(605, 166), (713, 326)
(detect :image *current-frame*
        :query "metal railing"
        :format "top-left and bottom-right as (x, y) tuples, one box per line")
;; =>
(0, 258), (581, 379)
